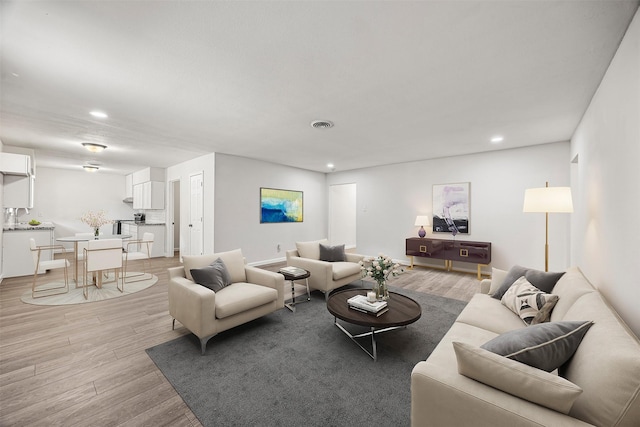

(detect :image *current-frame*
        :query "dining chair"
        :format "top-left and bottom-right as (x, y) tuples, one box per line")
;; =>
(122, 232), (154, 288)
(83, 238), (123, 299)
(74, 232), (94, 288)
(29, 238), (70, 299)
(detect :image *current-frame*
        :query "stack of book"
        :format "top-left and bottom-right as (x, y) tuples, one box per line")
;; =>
(347, 295), (389, 317)
(278, 266), (308, 278)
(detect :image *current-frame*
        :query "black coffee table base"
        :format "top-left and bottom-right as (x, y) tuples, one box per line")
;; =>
(333, 320), (405, 361)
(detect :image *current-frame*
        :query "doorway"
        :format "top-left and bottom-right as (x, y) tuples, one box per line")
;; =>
(189, 172), (204, 256)
(329, 183), (356, 248)
(168, 179), (181, 258)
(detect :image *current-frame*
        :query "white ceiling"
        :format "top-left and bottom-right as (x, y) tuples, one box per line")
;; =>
(1, 1), (637, 175)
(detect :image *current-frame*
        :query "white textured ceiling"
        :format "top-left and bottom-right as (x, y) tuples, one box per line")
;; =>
(1, 1), (637, 174)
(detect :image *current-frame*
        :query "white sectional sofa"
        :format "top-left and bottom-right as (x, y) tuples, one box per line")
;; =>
(411, 266), (640, 427)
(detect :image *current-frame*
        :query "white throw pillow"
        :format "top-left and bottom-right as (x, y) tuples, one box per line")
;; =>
(488, 267), (508, 296)
(501, 276), (559, 325)
(453, 341), (583, 414)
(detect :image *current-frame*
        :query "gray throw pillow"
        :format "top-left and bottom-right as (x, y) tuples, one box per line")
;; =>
(481, 320), (594, 372)
(492, 265), (528, 299)
(190, 257), (232, 292)
(525, 269), (565, 294)
(492, 265), (565, 300)
(319, 243), (346, 262)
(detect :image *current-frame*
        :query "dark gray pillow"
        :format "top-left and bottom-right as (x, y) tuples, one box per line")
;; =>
(492, 265), (565, 299)
(481, 320), (594, 372)
(492, 265), (528, 299)
(319, 243), (346, 262)
(525, 270), (565, 294)
(190, 257), (232, 292)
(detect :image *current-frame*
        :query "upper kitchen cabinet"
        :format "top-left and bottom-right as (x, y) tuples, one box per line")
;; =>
(133, 181), (165, 210)
(0, 153), (31, 176)
(125, 173), (133, 199)
(130, 167), (165, 209)
(132, 167), (165, 185)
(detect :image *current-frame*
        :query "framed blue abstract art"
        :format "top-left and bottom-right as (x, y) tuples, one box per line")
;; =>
(260, 188), (303, 223)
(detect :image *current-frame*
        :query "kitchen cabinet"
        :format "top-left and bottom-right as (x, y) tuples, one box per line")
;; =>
(132, 167), (165, 185)
(125, 174), (133, 199)
(133, 181), (165, 210)
(122, 222), (165, 258)
(3, 228), (54, 278)
(0, 153), (31, 176)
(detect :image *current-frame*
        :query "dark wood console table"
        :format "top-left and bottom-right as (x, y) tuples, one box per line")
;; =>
(406, 237), (491, 280)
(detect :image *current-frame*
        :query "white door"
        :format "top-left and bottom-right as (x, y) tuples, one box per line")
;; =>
(329, 183), (357, 247)
(189, 172), (204, 256)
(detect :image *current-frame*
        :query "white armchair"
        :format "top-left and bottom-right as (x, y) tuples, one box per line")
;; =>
(285, 239), (365, 300)
(168, 249), (285, 355)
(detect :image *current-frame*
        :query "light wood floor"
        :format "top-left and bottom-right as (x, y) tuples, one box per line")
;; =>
(0, 254), (480, 426)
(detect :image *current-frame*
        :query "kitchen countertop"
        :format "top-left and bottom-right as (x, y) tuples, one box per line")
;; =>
(120, 221), (165, 226)
(3, 222), (55, 231)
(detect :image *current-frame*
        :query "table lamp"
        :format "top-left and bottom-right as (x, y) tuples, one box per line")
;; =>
(415, 215), (430, 238)
(523, 182), (573, 271)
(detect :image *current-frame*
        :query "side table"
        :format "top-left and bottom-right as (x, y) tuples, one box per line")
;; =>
(279, 267), (311, 313)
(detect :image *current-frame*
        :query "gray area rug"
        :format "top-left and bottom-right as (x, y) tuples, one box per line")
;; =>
(146, 286), (467, 427)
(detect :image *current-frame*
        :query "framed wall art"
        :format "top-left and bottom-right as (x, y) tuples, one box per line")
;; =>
(260, 187), (303, 223)
(432, 182), (470, 235)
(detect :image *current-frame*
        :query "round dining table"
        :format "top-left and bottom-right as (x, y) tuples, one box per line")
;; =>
(57, 234), (132, 286)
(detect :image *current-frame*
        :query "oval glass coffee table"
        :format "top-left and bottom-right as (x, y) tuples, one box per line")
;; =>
(327, 288), (422, 361)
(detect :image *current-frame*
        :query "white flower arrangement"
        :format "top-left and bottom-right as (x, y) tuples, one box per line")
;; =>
(359, 253), (403, 284)
(80, 210), (112, 229)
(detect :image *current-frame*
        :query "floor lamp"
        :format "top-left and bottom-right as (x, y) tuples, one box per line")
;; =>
(523, 182), (573, 272)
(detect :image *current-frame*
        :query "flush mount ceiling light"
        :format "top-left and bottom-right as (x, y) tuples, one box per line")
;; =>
(82, 142), (107, 153)
(311, 120), (334, 129)
(82, 165), (99, 172)
(90, 110), (108, 118)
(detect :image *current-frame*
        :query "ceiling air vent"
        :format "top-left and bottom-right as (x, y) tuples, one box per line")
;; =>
(311, 120), (334, 129)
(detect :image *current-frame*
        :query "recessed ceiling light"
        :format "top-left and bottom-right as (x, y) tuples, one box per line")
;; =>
(311, 120), (334, 129)
(83, 165), (99, 172)
(490, 136), (504, 143)
(82, 142), (107, 153)
(327, 163), (334, 168)
(90, 111), (108, 118)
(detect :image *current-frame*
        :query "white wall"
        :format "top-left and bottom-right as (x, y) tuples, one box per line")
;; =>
(327, 142), (572, 274)
(29, 167), (134, 250)
(571, 9), (640, 336)
(213, 154), (326, 264)
(166, 153), (215, 257)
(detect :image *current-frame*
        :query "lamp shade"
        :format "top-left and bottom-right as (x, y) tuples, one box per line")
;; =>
(523, 187), (573, 213)
(414, 215), (430, 226)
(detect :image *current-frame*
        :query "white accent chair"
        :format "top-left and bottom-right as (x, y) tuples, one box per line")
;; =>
(29, 238), (70, 298)
(168, 249), (285, 355)
(83, 239), (123, 299)
(122, 232), (154, 287)
(285, 239), (365, 300)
